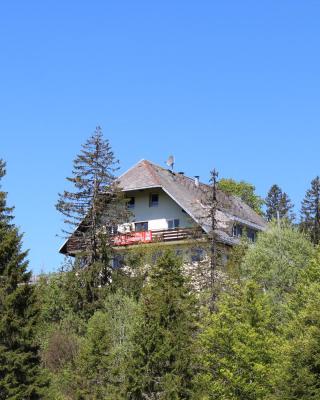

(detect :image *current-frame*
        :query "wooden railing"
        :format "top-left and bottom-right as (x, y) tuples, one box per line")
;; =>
(62, 228), (203, 255)
(151, 228), (202, 242)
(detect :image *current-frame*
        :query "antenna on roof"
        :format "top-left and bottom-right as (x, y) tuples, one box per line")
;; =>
(166, 155), (175, 171)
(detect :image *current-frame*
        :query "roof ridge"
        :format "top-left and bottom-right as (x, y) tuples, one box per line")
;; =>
(143, 159), (202, 185)
(142, 160), (162, 186)
(117, 159), (146, 180)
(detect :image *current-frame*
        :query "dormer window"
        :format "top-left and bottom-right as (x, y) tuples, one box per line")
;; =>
(232, 223), (257, 242)
(149, 193), (159, 207)
(232, 224), (243, 237)
(247, 228), (256, 242)
(127, 196), (135, 209)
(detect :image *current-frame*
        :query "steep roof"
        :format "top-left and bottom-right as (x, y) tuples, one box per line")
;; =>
(60, 159), (267, 255)
(118, 159), (267, 233)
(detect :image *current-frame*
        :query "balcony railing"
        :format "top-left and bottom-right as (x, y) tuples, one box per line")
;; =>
(63, 228), (203, 255)
(113, 228), (202, 246)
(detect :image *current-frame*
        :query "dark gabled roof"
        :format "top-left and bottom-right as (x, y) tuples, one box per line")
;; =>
(60, 159), (267, 255)
(118, 159), (267, 232)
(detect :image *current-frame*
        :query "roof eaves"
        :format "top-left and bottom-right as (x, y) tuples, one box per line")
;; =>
(161, 186), (203, 229)
(121, 185), (162, 192)
(225, 213), (267, 231)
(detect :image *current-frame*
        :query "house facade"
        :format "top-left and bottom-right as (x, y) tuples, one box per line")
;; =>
(60, 159), (267, 259)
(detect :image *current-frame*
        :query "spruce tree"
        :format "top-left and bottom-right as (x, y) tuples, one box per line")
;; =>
(126, 251), (197, 399)
(300, 176), (320, 244)
(56, 126), (128, 264)
(0, 159), (47, 399)
(265, 184), (295, 222)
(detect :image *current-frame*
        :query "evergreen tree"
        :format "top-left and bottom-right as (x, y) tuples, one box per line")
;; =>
(56, 126), (128, 263)
(265, 184), (295, 222)
(0, 159), (47, 399)
(194, 224), (314, 400)
(300, 176), (320, 244)
(194, 282), (282, 400)
(278, 249), (320, 399)
(75, 292), (139, 399)
(126, 251), (197, 399)
(201, 168), (220, 311)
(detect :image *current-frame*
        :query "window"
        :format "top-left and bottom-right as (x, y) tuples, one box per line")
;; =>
(232, 224), (243, 237)
(135, 221), (148, 232)
(127, 196), (135, 209)
(168, 219), (180, 229)
(232, 224), (257, 242)
(247, 228), (256, 242)
(149, 193), (159, 207)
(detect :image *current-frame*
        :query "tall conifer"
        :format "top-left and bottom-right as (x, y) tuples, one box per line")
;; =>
(300, 176), (320, 244)
(0, 160), (47, 399)
(56, 126), (129, 264)
(126, 251), (197, 399)
(265, 184), (294, 222)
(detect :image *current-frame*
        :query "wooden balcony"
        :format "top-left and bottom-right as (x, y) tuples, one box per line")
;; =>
(62, 228), (203, 255)
(151, 228), (202, 242)
(113, 228), (203, 247)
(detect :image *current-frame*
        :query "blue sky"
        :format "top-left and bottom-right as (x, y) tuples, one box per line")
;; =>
(1, 1), (320, 273)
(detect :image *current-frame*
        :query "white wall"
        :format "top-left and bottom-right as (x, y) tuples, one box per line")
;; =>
(120, 188), (195, 231)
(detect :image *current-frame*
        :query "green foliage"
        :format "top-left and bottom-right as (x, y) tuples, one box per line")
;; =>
(194, 282), (282, 400)
(0, 159), (48, 399)
(126, 251), (197, 399)
(56, 127), (129, 263)
(75, 292), (139, 399)
(241, 222), (314, 303)
(218, 178), (264, 215)
(274, 248), (320, 399)
(225, 237), (250, 281)
(265, 184), (295, 222)
(194, 224), (316, 400)
(300, 176), (320, 244)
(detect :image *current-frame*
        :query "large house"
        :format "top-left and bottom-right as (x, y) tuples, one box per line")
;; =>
(60, 159), (267, 261)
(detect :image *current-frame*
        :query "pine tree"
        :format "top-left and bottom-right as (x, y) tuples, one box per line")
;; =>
(56, 126), (128, 263)
(0, 159), (47, 399)
(126, 251), (197, 399)
(300, 176), (320, 244)
(265, 184), (295, 222)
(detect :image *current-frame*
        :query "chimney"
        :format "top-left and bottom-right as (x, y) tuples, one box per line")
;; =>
(194, 176), (199, 187)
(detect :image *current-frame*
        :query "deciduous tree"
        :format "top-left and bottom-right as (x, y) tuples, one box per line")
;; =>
(218, 178), (264, 215)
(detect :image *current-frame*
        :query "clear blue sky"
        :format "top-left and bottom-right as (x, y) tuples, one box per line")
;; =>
(1, 1), (320, 274)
